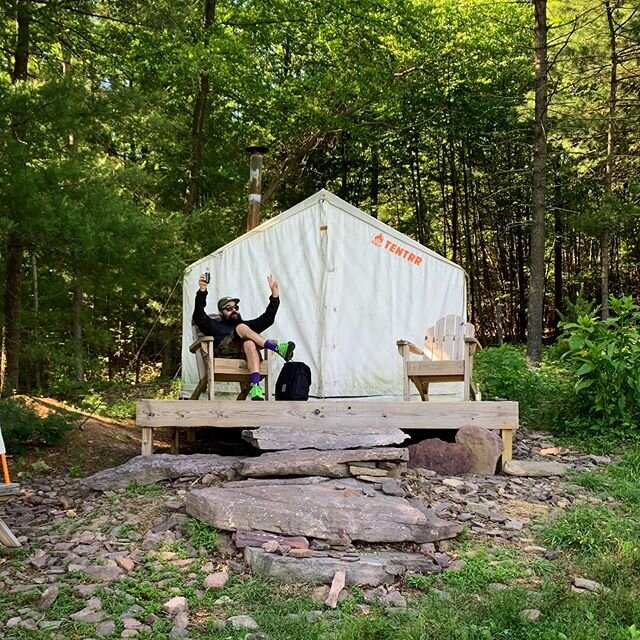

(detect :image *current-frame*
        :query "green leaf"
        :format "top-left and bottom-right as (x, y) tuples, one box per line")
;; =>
(574, 378), (594, 392)
(576, 362), (595, 376)
(569, 335), (585, 351)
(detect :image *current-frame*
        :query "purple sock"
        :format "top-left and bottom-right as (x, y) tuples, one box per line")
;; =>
(250, 372), (260, 385)
(264, 340), (277, 352)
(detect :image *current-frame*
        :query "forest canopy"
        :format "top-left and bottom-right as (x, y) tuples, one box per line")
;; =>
(1, 0), (638, 395)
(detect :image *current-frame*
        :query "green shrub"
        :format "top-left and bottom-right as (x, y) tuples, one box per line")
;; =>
(474, 344), (574, 431)
(0, 397), (76, 454)
(561, 295), (640, 437)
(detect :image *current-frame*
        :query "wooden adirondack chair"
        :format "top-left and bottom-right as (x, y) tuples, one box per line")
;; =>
(397, 314), (481, 401)
(0, 428), (21, 548)
(189, 321), (270, 401)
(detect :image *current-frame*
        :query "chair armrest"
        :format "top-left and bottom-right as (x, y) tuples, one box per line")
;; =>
(464, 336), (482, 350)
(189, 335), (214, 353)
(396, 340), (425, 356)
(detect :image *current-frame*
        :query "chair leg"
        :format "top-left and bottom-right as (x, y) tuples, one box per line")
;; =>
(237, 382), (250, 401)
(190, 377), (208, 400)
(399, 343), (411, 400)
(414, 380), (430, 401)
(207, 349), (215, 400)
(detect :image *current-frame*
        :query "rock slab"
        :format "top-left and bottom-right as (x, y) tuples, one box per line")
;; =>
(245, 548), (441, 586)
(84, 454), (245, 490)
(186, 481), (461, 543)
(240, 448), (408, 478)
(241, 425), (409, 451)
(234, 530), (309, 550)
(503, 460), (569, 477)
(455, 426), (503, 475)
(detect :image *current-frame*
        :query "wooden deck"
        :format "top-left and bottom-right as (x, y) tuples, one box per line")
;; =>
(136, 400), (519, 465)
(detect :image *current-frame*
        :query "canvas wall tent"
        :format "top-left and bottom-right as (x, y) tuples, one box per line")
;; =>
(181, 190), (467, 400)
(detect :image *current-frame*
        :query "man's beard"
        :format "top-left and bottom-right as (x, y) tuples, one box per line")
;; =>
(229, 312), (242, 323)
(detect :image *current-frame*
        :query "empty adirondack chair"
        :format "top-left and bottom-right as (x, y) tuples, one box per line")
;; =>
(0, 426), (21, 547)
(397, 314), (481, 401)
(189, 320), (270, 401)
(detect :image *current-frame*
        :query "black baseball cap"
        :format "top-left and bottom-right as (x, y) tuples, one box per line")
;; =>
(217, 297), (240, 312)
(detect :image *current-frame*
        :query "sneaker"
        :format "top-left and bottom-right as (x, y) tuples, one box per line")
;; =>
(249, 384), (265, 401)
(275, 341), (295, 362)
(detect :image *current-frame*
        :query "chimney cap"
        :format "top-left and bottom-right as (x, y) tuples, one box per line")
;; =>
(245, 145), (269, 155)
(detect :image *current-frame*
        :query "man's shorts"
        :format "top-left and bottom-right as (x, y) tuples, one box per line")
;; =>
(215, 332), (244, 358)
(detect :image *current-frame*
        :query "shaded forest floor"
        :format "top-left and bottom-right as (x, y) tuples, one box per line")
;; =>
(9, 398), (164, 477)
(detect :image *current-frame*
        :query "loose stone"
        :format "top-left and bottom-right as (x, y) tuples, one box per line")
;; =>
(520, 609), (541, 621)
(203, 571), (229, 589)
(162, 596), (188, 616)
(228, 615), (259, 630)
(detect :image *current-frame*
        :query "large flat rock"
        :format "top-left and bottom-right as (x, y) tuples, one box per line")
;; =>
(503, 460), (569, 477)
(241, 425), (409, 451)
(186, 481), (461, 543)
(239, 448), (409, 478)
(83, 454), (245, 491)
(245, 548), (441, 586)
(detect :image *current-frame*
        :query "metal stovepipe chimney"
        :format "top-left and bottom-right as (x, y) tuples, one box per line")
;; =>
(245, 145), (268, 231)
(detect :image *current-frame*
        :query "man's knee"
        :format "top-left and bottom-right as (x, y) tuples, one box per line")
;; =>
(236, 323), (255, 339)
(242, 339), (258, 354)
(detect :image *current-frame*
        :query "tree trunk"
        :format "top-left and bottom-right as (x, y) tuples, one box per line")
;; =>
(527, 0), (548, 365)
(370, 146), (379, 218)
(517, 219), (528, 342)
(161, 334), (177, 378)
(553, 209), (563, 336)
(31, 252), (40, 389)
(1, 0), (30, 397)
(414, 145), (426, 244)
(440, 147), (448, 257)
(72, 281), (85, 383)
(448, 140), (459, 264)
(460, 142), (475, 322)
(495, 302), (504, 347)
(552, 156), (563, 337)
(601, 0), (618, 320)
(2, 235), (24, 397)
(182, 0), (216, 215)
(339, 131), (349, 198)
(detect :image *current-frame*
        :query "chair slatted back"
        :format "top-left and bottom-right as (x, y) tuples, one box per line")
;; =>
(424, 314), (475, 361)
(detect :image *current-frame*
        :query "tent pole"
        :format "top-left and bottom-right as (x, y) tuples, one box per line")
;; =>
(246, 145), (269, 231)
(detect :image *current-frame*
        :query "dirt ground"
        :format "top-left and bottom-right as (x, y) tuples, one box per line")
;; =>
(7, 397), (170, 477)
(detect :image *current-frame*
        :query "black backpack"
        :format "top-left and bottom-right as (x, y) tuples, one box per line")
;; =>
(274, 361), (312, 400)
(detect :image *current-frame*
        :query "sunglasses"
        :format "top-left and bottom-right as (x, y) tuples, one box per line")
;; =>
(222, 305), (239, 312)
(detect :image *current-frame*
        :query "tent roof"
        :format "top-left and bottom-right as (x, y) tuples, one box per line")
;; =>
(186, 189), (464, 275)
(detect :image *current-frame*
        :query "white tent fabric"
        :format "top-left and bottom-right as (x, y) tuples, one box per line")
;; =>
(181, 190), (467, 399)
(0, 427), (5, 455)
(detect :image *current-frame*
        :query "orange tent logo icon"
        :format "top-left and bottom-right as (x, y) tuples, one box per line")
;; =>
(371, 232), (423, 267)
